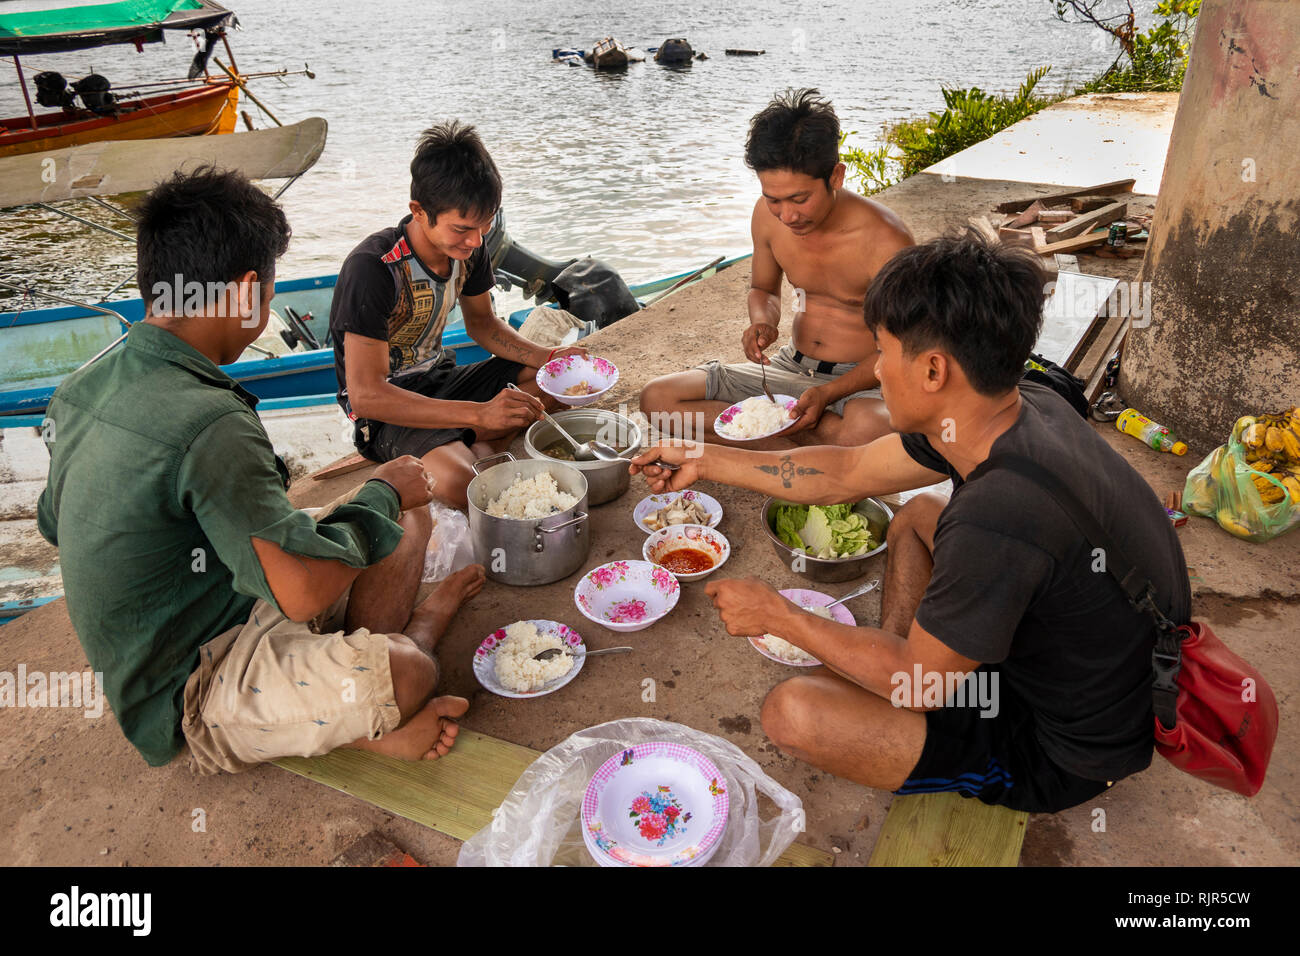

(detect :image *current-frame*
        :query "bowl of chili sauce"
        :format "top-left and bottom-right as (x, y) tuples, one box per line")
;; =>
(642, 524), (731, 582)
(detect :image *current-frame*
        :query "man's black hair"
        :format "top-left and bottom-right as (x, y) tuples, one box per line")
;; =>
(744, 88), (840, 183)
(136, 165), (290, 312)
(864, 230), (1047, 395)
(410, 120), (502, 223)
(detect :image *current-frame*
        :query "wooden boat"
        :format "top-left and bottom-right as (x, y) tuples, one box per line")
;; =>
(0, 253), (748, 421)
(0, 0), (303, 158)
(0, 82), (238, 159)
(0, 253), (746, 623)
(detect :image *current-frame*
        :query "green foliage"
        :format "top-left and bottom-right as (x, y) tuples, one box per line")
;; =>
(1069, 0), (1200, 93)
(840, 66), (1057, 192)
(838, 135), (903, 195)
(838, 2), (1200, 196)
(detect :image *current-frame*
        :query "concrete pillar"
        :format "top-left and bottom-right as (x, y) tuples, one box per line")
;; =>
(1119, 0), (1299, 451)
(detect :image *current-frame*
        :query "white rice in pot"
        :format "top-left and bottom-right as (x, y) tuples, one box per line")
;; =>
(485, 471), (578, 519)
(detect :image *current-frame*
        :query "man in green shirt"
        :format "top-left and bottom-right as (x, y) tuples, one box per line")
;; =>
(37, 166), (485, 774)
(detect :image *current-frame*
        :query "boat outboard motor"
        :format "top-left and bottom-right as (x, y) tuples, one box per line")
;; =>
(33, 72), (77, 109)
(485, 209), (579, 304)
(551, 258), (640, 330)
(72, 74), (116, 113)
(654, 38), (694, 64)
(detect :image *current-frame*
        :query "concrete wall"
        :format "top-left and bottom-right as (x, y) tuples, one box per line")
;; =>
(1119, 0), (1299, 451)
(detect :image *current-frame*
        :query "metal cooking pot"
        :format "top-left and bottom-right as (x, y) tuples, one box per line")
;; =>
(760, 496), (893, 584)
(523, 408), (643, 506)
(468, 452), (590, 586)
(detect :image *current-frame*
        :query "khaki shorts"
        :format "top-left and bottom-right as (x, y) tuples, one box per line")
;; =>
(180, 592), (402, 774)
(181, 487), (403, 774)
(697, 343), (881, 417)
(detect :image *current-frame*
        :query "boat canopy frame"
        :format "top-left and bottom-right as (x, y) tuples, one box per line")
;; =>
(0, 0), (236, 57)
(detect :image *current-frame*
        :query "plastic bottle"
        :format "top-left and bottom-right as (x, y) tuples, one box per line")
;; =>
(1116, 408), (1188, 455)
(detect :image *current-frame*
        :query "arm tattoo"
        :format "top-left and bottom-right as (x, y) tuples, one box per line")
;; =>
(489, 327), (530, 361)
(756, 455), (824, 489)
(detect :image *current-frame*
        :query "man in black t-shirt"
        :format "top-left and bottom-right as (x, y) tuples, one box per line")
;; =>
(631, 232), (1191, 814)
(330, 121), (585, 509)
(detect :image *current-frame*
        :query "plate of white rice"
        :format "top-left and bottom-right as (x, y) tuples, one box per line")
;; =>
(714, 395), (798, 441)
(748, 588), (856, 666)
(473, 619), (587, 698)
(485, 471), (579, 520)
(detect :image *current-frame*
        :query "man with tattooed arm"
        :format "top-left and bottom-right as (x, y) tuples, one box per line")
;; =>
(330, 121), (584, 509)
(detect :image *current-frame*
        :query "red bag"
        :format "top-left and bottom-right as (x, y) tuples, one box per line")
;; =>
(1152, 621), (1279, 796)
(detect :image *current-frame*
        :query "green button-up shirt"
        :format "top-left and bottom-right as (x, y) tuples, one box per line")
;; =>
(37, 322), (405, 767)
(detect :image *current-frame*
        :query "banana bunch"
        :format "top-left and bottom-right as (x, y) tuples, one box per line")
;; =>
(1236, 406), (1300, 505)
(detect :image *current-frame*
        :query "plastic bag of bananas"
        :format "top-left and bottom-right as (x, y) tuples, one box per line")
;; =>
(1183, 406), (1300, 542)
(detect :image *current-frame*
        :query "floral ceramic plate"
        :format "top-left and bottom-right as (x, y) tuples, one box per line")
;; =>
(632, 490), (724, 534)
(747, 588), (856, 667)
(581, 741), (730, 867)
(536, 354), (619, 407)
(573, 559), (680, 633)
(472, 619), (587, 698)
(713, 394), (798, 441)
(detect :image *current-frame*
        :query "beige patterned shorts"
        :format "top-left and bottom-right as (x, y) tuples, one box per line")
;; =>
(180, 592), (402, 774)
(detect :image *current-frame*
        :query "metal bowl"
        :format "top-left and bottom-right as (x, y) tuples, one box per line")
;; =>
(524, 408), (643, 506)
(759, 496), (893, 583)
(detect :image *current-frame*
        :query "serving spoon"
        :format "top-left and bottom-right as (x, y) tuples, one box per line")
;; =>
(534, 645), (633, 662)
(506, 382), (598, 460)
(824, 578), (881, 609)
(508, 383), (681, 471)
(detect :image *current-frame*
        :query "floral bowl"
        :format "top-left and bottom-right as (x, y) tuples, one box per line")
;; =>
(536, 354), (619, 407)
(573, 559), (680, 632)
(581, 741), (730, 867)
(642, 523), (731, 582)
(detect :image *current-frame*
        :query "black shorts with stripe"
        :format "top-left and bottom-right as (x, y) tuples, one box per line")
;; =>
(353, 353), (524, 461)
(897, 675), (1114, 814)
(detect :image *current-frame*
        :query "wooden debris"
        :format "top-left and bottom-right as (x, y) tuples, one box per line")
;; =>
(725, 48), (765, 55)
(1034, 229), (1111, 256)
(1070, 196), (1117, 212)
(1053, 253), (1080, 272)
(998, 226), (1034, 248)
(1036, 209), (1076, 223)
(1006, 200), (1045, 229)
(309, 453), (371, 482)
(1044, 201), (1127, 242)
(994, 178), (1135, 213)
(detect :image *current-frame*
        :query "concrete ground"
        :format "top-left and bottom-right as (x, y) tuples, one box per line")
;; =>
(2, 93), (1295, 867)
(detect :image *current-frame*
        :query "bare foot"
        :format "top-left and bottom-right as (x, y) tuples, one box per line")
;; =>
(351, 695), (470, 761)
(405, 564), (486, 652)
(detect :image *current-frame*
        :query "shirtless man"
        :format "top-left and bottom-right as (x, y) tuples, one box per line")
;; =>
(639, 89), (914, 449)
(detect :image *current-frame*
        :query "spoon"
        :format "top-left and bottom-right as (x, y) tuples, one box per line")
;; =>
(506, 382), (594, 460)
(824, 578), (880, 610)
(534, 645), (633, 662)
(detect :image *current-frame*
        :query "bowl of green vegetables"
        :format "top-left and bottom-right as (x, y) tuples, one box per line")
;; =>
(760, 497), (893, 583)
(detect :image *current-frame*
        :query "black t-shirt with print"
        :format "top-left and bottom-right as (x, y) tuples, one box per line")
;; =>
(899, 381), (1191, 782)
(329, 215), (495, 413)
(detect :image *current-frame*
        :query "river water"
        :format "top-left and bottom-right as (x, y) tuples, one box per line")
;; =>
(1, 0), (1137, 306)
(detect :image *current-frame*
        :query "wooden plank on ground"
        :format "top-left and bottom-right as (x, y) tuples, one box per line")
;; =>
(1035, 229), (1110, 257)
(275, 729), (834, 866)
(868, 792), (1028, 867)
(1044, 201), (1127, 242)
(309, 454), (371, 481)
(994, 178), (1135, 213)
